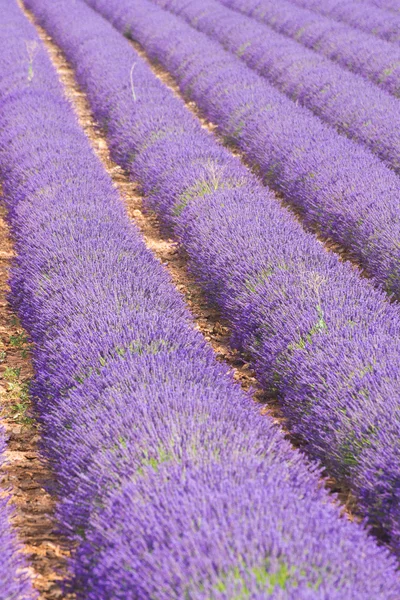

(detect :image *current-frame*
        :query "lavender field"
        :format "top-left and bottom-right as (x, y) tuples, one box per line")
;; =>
(1, 0), (400, 597)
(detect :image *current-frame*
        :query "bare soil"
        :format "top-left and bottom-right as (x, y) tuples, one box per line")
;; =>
(129, 39), (367, 278)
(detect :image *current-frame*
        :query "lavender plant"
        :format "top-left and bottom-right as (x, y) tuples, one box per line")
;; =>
(4, 0), (400, 596)
(288, 0), (400, 44)
(218, 0), (400, 98)
(358, 0), (400, 12)
(149, 0), (400, 174)
(25, 0), (400, 553)
(85, 0), (400, 299)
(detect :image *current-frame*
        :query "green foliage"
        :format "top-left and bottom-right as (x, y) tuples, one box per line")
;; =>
(295, 27), (307, 40)
(225, 101), (263, 143)
(340, 431), (360, 468)
(339, 424), (377, 470)
(140, 125), (186, 153)
(347, 362), (374, 384)
(174, 170), (245, 216)
(118, 435), (127, 449)
(10, 332), (31, 357)
(3, 366), (21, 382)
(137, 445), (174, 475)
(263, 161), (280, 186)
(9, 332), (29, 348)
(288, 305), (327, 353)
(98, 338), (173, 369)
(74, 366), (94, 385)
(244, 263), (289, 293)
(8, 379), (33, 425)
(123, 26), (132, 40)
(198, 559), (321, 598)
(76, 339), (174, 383)
(76, 526), (86, 539)
(236, 41), (252, 57)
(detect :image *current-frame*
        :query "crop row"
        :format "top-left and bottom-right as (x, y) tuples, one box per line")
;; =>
(142, 0), (400, 300)
(0, 9), (39, 600)
(220, 0), (400, 99)
(360, 0), (400, 13)
(0, 428), (35, 599)
(93, 0), (400, 304)
(5, 0), (399, 596)
(289, 0), (400, 45)
(151, 0), (400, 174)
(27, 0), (400, 552)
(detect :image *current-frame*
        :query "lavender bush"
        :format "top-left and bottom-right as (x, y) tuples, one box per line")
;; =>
(289, 0), (400, 44)
(372, 0), (400, 10)
(358, 0), (400, 12)
(0, 428), (36, 599)
(4, 0), (400, 596)
(150, 0), (400, 174)
(89, 0), (400, 300)
(218, 0), (400, 98)
(26, 0), (400, 552)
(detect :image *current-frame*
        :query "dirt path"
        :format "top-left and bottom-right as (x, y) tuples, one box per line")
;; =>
(0, 200), (71, 599)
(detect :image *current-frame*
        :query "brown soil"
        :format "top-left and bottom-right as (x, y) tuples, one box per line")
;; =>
(0, 200), (71, 599)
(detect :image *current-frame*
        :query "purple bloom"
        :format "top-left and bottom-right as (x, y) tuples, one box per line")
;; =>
(24, 0), (400, 556)
(358, 0), (400, 13)
(219, 0), (400, 98)
(151, 0), (400, 174)
(2, 0), (400, 596)
(289, 0), (400, 45)
(85, 0), (400, 299)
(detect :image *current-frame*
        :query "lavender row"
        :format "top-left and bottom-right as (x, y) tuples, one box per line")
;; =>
(152, 0), (400, 174)
(0, 9), (42, 600)
(220, 0), (400, 99)
(27, 0), (400, 552)
(0, 428), (36, 600)
(358, 0), (400, 12)
(97, 0), (400, 302)
(5, 1), (397, 597)
(289, 0), (400, 45)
